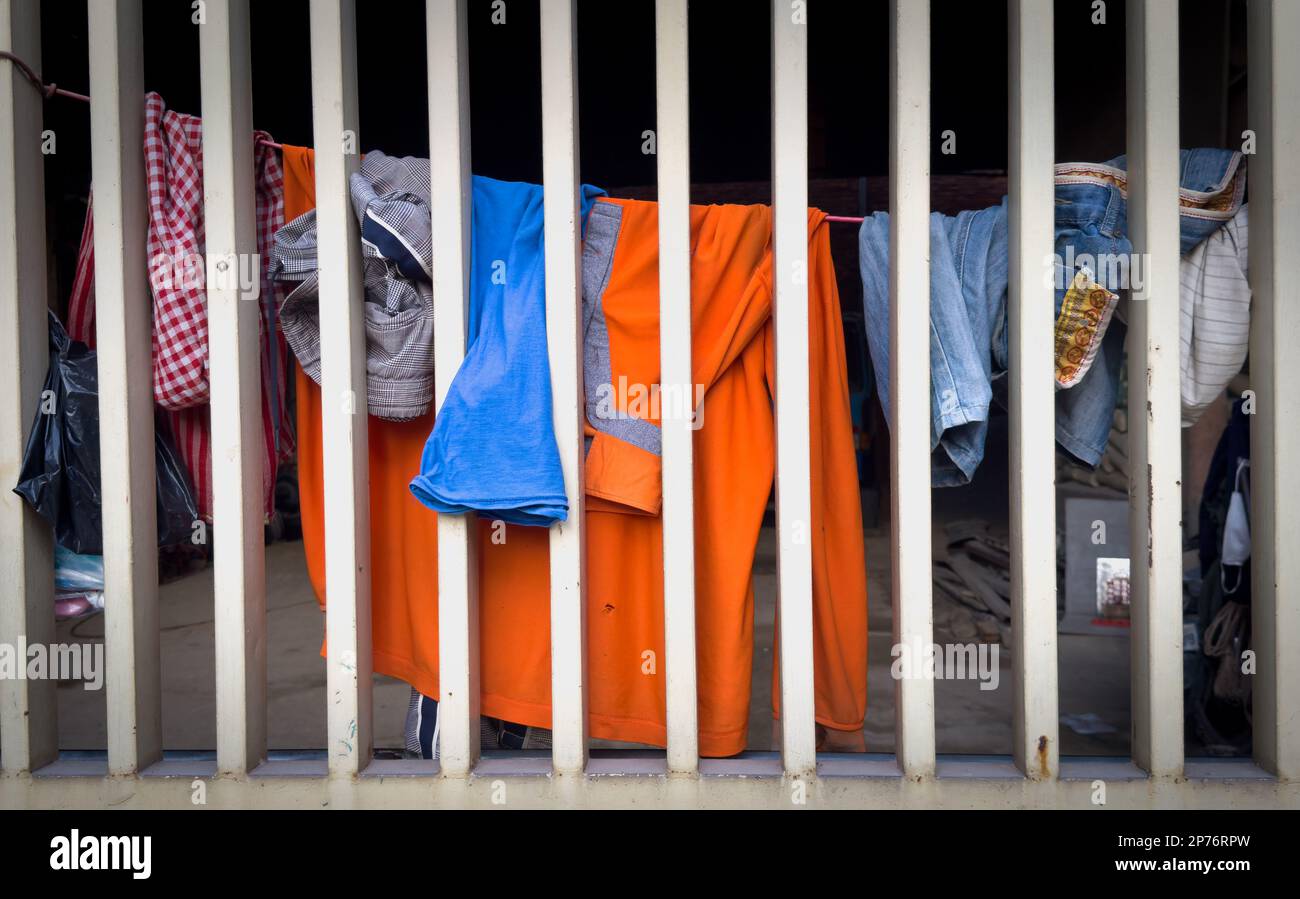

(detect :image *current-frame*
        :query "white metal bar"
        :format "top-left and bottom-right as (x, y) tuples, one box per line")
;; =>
(655, 0), (698, 776)
(1247, 0), (1300, 782)
(200, 0), (267, 778)
(0, 0), (56, 775)
(771, 0), (816, 778)
(1124, 0), (1183, 779)
(427, 0), (480, 777)
(1006, 0), (1058, 781)
(88, 0), (161, 776)
(540, 0), (588, 776)
(309, 0), (372, 778)
(889, 0), (935, 779)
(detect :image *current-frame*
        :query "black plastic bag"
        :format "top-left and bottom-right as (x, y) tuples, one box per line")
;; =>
(13, 311), (199, 554)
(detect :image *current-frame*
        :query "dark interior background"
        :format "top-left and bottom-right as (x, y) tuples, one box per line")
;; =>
(35, 0), (1247, 311)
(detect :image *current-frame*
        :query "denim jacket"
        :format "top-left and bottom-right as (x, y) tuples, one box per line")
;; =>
(859, 148), (1245, 486)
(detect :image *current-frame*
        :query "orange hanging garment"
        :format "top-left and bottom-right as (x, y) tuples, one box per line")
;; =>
(284, 145), (867, 756)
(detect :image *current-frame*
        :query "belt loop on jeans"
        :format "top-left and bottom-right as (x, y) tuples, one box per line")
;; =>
(1101, 184), (1124, 239)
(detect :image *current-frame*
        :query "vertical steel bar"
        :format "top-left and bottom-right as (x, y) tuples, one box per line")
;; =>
(1247, 0), (1300, 782)
(427, 0), (480, 776)
(1007, 0), (1058, 781)
(88, 0), (161, 776)
(200, 0), (268, 777)
(655, 0), (699, 776)
(889, 0), (936, 779)
(1125, 0), (1183, 779)
(539, 0), (588, 776)
(0, 0), (56, 775)
(309, 0), (373, 778)
(771, 0), (816, 778)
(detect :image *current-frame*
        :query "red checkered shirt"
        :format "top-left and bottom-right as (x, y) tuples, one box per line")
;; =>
(66, 92), (294, 520)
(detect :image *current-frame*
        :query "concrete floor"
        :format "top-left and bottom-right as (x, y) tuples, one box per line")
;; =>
(57, 540), (411, 751)
(54, 525), (1134, 757)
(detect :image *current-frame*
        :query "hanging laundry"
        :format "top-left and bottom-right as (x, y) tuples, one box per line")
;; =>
(1198, 396), (1252, 588)
(858, 148), (1246, 486)
(858, 202), (1010, 487)
(273, 148), (603, 520)
(143, 91), (211, 410)
(63, 92), (293, 520)
(285, 153), (868, 756)
(1188, 397), (1253, 753)
(1180, 205), (1250, 426)
(410, 176), (604, 525)
(271, 151), (437, 421)
(577, 197), (868, 748)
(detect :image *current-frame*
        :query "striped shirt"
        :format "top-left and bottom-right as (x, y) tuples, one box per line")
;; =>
(1180, 205), (1250, 427)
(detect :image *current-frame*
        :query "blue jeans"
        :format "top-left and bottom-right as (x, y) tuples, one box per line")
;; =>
(859, 148), (1245, 486)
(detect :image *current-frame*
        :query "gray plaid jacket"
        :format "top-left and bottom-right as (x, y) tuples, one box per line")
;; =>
(270, 151), (435, 421)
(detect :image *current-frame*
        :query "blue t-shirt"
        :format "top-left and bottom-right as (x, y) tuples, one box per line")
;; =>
(409, 176), (604, 525)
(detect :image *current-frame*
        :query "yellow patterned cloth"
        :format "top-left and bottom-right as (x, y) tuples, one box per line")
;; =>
(1054, 268), (1119, 389)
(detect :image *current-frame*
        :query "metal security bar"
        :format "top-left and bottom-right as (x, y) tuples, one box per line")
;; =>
(540, 0), (589, 779)
(1007, 0), (1058, 781)
(310, 0), (373, 783)
(428, 0), (479, 780)
(0, 0), (1297, 809)
(0, 0), (56, 778)
(1246, 0), (1300, 784)
(1126, 0), (1184, 780)
(87, 0), (161, 779)
(201, 0), (268, 779)
(889, 0), (936, 781)
(655, 0), (699, 777)
(771, 0), (817, 781)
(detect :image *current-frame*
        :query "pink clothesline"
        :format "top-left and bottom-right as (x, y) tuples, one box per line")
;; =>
(3, 50), (864, 222)
(2, 50), (284, 152)
(0, 50), (91, 102)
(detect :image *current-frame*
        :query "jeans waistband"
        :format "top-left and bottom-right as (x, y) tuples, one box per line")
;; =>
(1053, 151), (1246, 225)
(1053, 179), (1126, 237)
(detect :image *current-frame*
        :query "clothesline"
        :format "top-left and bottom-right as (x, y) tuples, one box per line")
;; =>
(2, 50), (866, 222)
(2, 51), (284, 151)
(0, 50), (89, 102)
